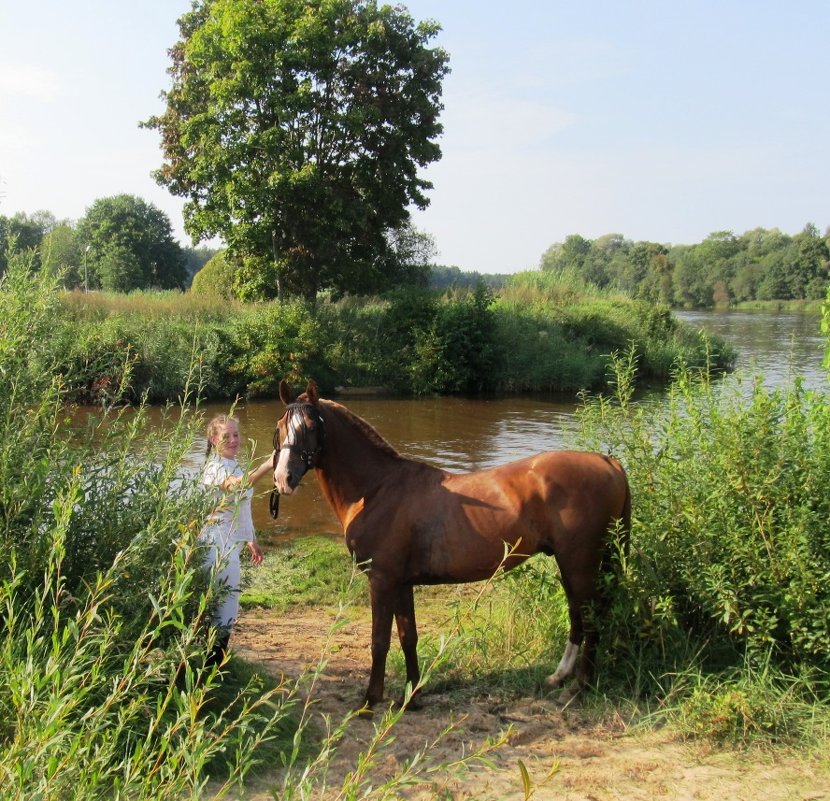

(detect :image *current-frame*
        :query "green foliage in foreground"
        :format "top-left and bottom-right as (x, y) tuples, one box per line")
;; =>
(0, 256), (297, 798)
(55, 268), (734, 404)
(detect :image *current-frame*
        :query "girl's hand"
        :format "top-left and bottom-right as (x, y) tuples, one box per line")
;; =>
(247, 541), (264, 566)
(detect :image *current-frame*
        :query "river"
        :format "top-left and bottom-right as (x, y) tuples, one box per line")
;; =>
(675, 309), (827, 392)
(187, 310), (826, 544)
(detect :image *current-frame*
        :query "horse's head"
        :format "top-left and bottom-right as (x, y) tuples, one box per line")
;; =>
(272, 379), (326, 495)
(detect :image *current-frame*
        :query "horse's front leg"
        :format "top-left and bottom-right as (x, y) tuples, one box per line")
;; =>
(393, 584), (421, 709)
(364, 580), (395, 709)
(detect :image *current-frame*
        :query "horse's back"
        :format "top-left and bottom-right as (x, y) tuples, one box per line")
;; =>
(444, 449), (627, 517)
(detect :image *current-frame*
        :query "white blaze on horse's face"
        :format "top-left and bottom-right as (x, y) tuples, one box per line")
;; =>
(273, 405), (318, 495)
(274, 446), (297, 495)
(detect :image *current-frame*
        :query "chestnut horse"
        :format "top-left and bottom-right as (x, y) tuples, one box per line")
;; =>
(273, 380), (630, 708)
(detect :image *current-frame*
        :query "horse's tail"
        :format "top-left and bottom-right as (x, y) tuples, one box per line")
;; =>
(600, 458), (631, 596)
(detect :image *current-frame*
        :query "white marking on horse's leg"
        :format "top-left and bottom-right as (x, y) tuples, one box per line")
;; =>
(545, 641), (579, 688)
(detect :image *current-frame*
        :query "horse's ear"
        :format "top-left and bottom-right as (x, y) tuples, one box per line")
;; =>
(278, 379), (296, 406)
(306, 379), (320, 405)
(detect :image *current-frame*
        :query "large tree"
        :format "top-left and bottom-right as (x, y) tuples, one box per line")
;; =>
(144, 0), (449, 300)
(76, 195), (186, 292)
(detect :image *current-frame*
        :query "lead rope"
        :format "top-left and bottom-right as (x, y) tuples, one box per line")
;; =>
(269, 434), (280, 519)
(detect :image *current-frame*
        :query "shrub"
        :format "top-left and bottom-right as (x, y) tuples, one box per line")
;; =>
(190, 249), (236, 298)
(576, 354), (830, 707)
(0, 254), (296, 797)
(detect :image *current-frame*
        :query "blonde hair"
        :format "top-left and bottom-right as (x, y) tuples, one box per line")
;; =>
(205, 414), (239, 457)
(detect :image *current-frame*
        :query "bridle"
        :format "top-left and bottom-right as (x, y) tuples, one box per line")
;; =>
(269, 402), (326, 519)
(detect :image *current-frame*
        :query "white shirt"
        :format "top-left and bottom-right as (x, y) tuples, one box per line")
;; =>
(201, 455), (256, 546)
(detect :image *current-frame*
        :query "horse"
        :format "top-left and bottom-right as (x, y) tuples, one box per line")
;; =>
(272, 379), (631, 709)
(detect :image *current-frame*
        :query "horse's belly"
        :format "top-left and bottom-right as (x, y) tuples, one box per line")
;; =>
(405, 506), (527, 584)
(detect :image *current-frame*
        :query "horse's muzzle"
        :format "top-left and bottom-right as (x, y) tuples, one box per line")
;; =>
(273, 457), (306, 495)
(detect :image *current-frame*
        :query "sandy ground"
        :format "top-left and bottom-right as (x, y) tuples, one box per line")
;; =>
(229, 607), (830, 801)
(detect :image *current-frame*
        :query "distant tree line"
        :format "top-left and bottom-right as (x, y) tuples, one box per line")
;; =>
(5, 196), (827, 309)
(541, 225), (830, 307)
(0, 195), (214, 291)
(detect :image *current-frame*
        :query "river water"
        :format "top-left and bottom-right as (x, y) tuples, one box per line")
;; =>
(183, 310), (827, 544)
(675, 310), (827, 392)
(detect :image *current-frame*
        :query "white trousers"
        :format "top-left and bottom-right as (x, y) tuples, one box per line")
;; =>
(200, 531), (243, 631)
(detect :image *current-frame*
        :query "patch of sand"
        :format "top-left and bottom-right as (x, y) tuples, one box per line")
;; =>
(230, 608), (829, 800)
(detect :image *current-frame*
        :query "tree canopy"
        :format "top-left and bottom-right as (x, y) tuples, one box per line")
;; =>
(144, 0), (450, 300)
(76, 195), (187, 292)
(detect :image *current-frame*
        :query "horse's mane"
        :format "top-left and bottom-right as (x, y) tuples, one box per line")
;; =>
(320, 398), (400, 458)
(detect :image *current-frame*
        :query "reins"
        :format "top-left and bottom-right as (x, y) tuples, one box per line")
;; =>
(269, 447), (280, 519)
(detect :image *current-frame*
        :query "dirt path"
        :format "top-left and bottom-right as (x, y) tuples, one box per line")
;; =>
(231, 608), (829, 800)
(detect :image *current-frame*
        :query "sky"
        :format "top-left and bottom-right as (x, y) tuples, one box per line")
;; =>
(1, 1), (828, 274)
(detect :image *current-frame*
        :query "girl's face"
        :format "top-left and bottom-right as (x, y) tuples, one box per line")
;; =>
(212, 420), (241, 459)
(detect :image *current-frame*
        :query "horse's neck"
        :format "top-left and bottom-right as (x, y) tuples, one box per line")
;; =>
(316, 403), (401, 518)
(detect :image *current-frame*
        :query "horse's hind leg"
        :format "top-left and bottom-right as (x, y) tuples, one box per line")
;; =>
(543, 579), (583, 690)
(544, 553), (601, 693)
(545, 551), (609, 697)
(393, 584), (422, 709)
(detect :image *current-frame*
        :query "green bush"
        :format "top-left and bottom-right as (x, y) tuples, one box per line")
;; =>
(0, 254), (298, 797)
(408, 284), (498, 394)
(190, 250), (236, 298)
(49, 268), (733, 402)
(571, 353), (830, 736)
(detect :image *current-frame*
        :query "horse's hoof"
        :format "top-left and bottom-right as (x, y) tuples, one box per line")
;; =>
(555, 686), (581, 707)
(544, 672), (565, 689)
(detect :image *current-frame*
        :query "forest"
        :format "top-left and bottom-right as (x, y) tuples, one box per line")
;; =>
(539, 224), (830, 308)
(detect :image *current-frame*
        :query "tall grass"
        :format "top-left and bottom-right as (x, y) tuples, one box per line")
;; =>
(0, 253), (299, 798)
(578, 354), (830, 742)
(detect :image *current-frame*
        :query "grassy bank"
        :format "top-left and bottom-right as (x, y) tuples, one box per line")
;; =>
(733, 298), (824, 312)
(56, 269), (734, 404)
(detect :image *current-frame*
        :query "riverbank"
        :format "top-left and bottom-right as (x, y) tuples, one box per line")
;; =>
(55, 270), (735, 404)
(227, 603), (830, 800)
(732, 298), (824, 312)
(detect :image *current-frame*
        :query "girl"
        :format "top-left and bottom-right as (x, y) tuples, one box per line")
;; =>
(200, 414), (275, 667)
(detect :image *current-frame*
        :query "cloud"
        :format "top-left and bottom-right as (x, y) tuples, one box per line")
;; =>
(0, 63), (60, 100)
